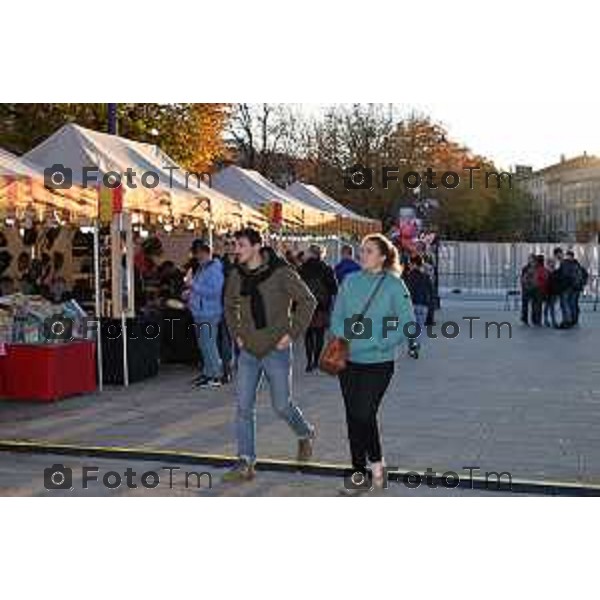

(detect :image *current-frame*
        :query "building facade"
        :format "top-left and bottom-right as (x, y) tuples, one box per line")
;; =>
(520, 154), (600, 242)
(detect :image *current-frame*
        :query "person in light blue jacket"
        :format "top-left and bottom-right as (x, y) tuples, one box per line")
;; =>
(188, 239), (225, 388)
(330, 233), (415, 492)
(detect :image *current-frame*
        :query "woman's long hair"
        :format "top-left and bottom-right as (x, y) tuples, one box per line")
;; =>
(362, 233), (402, 276)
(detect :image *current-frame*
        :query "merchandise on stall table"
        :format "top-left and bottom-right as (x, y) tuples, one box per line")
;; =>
(0, 293), (88, 344)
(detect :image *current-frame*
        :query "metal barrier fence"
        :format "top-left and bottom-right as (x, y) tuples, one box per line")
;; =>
(439, 241), (600, 303)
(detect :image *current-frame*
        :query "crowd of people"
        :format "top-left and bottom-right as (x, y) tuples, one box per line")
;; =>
(520, 247), (589, 329)
(132, 228), (427, 491)
(0, 224), (429, 492)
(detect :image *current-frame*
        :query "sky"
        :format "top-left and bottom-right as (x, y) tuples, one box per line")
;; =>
(306, 102), (600, 172)
(397, 101), (600, 171)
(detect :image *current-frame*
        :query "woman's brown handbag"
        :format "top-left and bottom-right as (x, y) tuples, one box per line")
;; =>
(318, 336), (350, 375)
(318, 273), (387, 375)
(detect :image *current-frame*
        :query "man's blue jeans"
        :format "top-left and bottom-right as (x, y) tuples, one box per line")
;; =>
(560, 291), (576, 325)
(544, 297), (557, 327)
(410, 304), (428, 350)
(195, 318), (222, 378)
(235, 345), (313, 464)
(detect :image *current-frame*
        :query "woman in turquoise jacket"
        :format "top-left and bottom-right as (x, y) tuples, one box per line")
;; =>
(330, 233), (415, 491)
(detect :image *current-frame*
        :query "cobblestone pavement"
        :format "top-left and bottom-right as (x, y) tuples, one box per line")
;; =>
(1, 301), (600, 495)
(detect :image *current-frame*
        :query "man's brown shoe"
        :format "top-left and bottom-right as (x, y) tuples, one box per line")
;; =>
(297, 430), (315, 462)
(221, 461), (256, 483)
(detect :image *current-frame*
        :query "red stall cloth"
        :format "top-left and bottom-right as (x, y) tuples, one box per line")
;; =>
(0, 340), (96, 402)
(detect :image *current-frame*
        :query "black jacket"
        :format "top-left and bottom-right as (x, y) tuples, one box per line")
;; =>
(404, 268), (433, 307)
(556, 260), (578, 293)
(298, 258), (338, 311)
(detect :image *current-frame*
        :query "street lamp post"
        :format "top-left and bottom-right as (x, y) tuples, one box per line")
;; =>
(108, 103), (118, 135)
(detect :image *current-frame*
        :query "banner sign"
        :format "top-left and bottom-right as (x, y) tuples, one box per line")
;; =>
(263, 200), (283, 230)
(98, 183), (123, 223)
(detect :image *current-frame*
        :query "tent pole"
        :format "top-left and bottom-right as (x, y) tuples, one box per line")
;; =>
(119, 212), (129, 387)
(121, 310), (129, 387)
(208, 201), (214, 249)
(107, 103), (118, 135)
(93, 220), (103, 392)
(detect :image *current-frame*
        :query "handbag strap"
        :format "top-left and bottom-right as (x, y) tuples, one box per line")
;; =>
(357, 272), (387, 321)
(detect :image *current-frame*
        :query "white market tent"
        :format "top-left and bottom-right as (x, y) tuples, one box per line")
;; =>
(286, 181), (378, 225)
(0, 147), (39, 178)
(212, 165), (337, 230)
(0, 146), (97, 219)
(23, 124), (267, 231)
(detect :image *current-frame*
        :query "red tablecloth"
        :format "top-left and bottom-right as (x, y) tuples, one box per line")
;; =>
(0, 340), (97, 402)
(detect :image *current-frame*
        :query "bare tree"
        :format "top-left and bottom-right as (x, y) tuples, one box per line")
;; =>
(226, 103), (306, 181)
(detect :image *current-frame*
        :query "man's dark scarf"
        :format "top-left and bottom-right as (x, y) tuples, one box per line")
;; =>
(238, 253), (287, 330)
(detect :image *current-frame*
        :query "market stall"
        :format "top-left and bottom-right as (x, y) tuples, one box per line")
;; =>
(0, 149), (99, 401)
(21, 125), (273, 386)
(24, 124), (269, 235)
(0, 294), (95, 401)
(2, 122), (380, 400)
(212, 165), (338, 234)
(286, 181), (381, 236)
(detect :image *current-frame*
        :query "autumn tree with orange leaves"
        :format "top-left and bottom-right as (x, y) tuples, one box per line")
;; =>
(0, 103), (231, 174)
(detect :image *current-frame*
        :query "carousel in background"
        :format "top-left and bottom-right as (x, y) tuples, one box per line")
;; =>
(390, 198), (440, 309)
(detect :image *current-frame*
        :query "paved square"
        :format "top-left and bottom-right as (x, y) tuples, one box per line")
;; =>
(1, 300), (599, 494)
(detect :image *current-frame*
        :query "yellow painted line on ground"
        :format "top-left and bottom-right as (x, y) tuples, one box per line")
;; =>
(1, 438), (600, 495)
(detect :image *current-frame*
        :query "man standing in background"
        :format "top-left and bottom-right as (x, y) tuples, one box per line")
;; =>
(188, 239), (225, 388)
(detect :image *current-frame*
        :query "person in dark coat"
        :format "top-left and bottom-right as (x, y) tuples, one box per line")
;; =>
(556, 250), (579, 328)
(520, 254), (537, 325)
(216, 237), (237, 382)
(544, 258), (559, 328)
(403, 254), (433, 357)
(298, 244), (338, 372)
(569, 251), (588, 326)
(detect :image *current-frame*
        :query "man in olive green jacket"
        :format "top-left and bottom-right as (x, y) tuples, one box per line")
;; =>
(222, 228), (317, 482)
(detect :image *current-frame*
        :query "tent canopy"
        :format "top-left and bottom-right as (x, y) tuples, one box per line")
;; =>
(24, 124), (267, 229)
(212, 165), (336, 228)
(1, 146), (97, 219)
(0, 147), (42, 178)
(286, 181), (376, 224)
